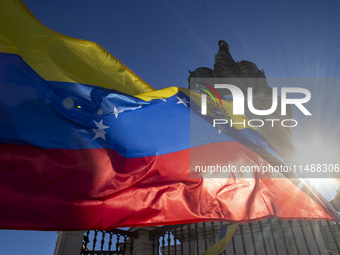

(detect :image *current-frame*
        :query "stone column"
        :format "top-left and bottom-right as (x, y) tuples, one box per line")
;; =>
(129, 227), (155, 255)
(54, 231), (85, 255)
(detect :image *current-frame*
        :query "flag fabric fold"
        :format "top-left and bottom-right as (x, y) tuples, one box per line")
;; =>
(0, 0), (338, 230)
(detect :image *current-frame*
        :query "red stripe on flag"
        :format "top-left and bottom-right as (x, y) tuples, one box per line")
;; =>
(0, 143), (336, 230)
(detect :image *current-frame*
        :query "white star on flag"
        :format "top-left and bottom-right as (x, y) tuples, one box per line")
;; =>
(162, 99), (167, 102)
(218, 129), (222, 135)
(92, 119), (109, 141)
(112, 106), (124, 119)
(176, 97), (189, 107)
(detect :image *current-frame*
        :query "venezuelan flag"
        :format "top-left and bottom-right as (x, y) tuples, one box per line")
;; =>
(0, 0), (338, 230)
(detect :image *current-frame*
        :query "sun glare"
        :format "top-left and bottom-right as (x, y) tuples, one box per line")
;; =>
(307, 178), (338, 191)
(294, 137), (340, 199)
(295, 139), (338, 166)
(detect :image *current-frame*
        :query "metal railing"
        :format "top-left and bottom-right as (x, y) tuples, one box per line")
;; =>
(81, 229), (137, 255)
(81, 219), (340, 255)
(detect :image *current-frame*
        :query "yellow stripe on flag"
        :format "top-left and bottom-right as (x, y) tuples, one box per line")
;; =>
(135, 87), (180, 101)
(202, 224), (238, 255)
(0, 0), (153, 95)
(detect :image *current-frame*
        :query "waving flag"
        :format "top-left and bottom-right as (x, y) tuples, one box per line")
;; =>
(0, 0), (338, 230)
(202, 224), (238, 255)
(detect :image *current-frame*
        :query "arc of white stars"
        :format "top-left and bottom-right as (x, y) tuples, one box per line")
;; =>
(176, 96), (189, 107)
(92, 119), (109, 141)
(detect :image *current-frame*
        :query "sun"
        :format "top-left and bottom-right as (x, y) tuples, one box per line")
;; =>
(294, 137), (340, 200)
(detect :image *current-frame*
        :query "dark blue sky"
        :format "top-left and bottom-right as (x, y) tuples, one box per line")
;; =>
(22, 0), (340, 89)
(2, 0), (340, 254)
